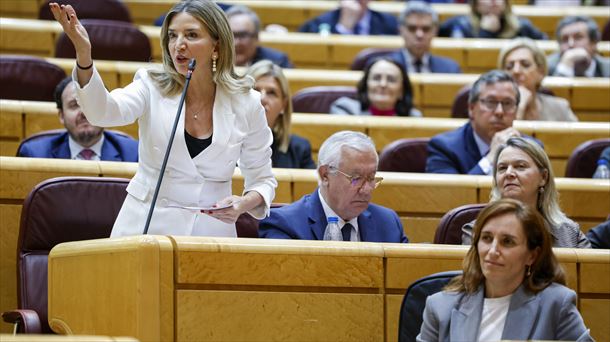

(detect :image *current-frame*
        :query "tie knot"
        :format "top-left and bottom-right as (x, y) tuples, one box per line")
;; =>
(79, 148), (95, 160)
(414, 59), (423, 73)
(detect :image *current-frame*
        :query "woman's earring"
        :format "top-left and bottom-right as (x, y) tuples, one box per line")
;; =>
(537, 186), (544, 210)
(212, 56), (217, 73)
(526, 265), (532, 277)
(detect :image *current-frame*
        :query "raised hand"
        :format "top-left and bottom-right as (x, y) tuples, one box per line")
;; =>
(49, 2), (93, 84)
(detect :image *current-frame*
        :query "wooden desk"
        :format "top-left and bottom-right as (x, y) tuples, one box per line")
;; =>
(47, 236), (610, 341)
(15, 58), (609, 122)
(2, 17), (610, 73)
(3, 100), (608, 175)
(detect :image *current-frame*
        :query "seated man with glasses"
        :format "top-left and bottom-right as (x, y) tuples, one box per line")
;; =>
(226, 5), (293, 68)
(259, 131), (408, 243)
(426, 70), (539, 175)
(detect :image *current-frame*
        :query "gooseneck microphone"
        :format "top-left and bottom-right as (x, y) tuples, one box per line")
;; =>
(142, 58), (197, 235)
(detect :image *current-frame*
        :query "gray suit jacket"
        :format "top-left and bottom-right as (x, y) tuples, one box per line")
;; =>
(417, 283), (593, 342)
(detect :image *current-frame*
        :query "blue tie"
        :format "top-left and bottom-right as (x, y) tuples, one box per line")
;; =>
(342, 223), (353, 241)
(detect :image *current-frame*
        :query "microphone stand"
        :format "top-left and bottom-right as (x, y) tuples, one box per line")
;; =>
(142, 59), (196, 235)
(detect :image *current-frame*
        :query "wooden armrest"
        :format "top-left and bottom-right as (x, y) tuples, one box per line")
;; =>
(1, 310), (42, 334)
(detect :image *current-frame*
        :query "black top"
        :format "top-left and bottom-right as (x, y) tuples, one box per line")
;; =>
(185, 130), (212, 158)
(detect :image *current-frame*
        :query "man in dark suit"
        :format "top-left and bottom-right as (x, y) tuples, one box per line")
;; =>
(299, 0), (398, 36)
(547, 16), (610, 78)
(260, 131), (408, 243)
(389, 1), (461, 74)
(426, 70), (525, 175)
(17, 77), (138, 161)
(226, 5), (293, 68)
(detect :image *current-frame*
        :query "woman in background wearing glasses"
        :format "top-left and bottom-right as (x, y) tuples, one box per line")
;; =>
(259, 130), (408, 243)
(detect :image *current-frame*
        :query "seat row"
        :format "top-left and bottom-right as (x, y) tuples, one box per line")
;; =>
(2, 17), (610, 73)
(3, 0), (608, 38)
(2, 99), (609, 176)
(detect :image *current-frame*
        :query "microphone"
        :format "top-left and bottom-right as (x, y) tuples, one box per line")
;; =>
(142, 58), (197, 234)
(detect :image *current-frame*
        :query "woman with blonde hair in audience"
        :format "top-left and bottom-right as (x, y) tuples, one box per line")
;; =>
(49, 0), (277, 237)
(330, 57), (421, 117)
(246, 60), (315, 169)
(462, 137), (590, 248)
(418, 198), (592, 341)
(439, 0), (546, 40)
(498, 37), (578, 121)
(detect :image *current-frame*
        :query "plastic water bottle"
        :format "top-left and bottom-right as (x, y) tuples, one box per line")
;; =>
(318, 23), (331, 37)
(323, 216), (342, 241)
(593, 159), (610, 179)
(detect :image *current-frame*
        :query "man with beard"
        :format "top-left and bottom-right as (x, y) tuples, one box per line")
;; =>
(226, 5), (293, 68)
(259, 131), (408, 243)
(426, 70), (539, 175)
(17, 77), (138, 161)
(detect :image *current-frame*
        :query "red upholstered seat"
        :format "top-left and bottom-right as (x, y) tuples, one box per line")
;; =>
(0, 55), (66, 102)
(38, 0), (132, 23)
(55, 19), (151, 62)
(292, 86), (357, 114)
(350, 47), (398, 70)
(434, 203), (485, 245)
(378, 138), (430, 173)
(565, 138), (610, 178)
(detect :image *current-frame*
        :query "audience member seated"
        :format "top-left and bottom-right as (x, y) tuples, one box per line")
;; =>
(226, 5), (293, 68)
(330, 57), (421, 117)
(461, 137), (591, 248)
(498, 38), (578, 122)
(246, 60), (315, 169)
(586, 220), (610, 249)
(389, 1), (461, 74)
(259, 131), (408, 243)
(298, 0), (398, 36)
(17, 77), (138, 161)
(547, 16), (610, 77)
(439, 0), (546, 40)
(418, 199), (593, 341)
(426, 70), (532, 175)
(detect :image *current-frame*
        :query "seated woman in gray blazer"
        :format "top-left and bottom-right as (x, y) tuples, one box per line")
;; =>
(418, 199), (592, 342)
(330, 57), (421, 117)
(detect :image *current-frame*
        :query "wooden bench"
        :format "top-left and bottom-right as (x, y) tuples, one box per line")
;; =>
(2, 18), (610, 73)
(3, 100), (609, 175)
(47, 236), (610, 341)
(6, 58), (607, 122)
(1, 156), (607, 334)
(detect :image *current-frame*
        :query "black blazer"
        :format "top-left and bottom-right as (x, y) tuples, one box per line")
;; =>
(272, 134), (316, 169)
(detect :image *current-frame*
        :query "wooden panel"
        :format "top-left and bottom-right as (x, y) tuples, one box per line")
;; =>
(554, 179), (610, 220)
(0, 205), (21, 334)
(580, 299), (610, 342)
(174, 237), (384, 287)
(402, 216), (440, 244)
(0, 335), (139, 342)
(580, 262), (610, 294)
(386, 294), (404, 342)
(0, 100), (23, 140)
(177, 290), (384, 342)
(48, 236), (174, 341)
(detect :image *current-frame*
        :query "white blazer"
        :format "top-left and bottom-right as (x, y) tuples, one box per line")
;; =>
(74, 68), (277, 237)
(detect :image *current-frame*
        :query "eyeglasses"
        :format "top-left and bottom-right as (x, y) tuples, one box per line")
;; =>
(233, 31), (256, 40)
(330, 167), (383, 189)
(478, 98), (517, 113)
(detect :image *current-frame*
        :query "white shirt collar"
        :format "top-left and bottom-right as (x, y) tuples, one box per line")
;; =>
(317, 188), (360, 240)
(69, 134), (104, 160)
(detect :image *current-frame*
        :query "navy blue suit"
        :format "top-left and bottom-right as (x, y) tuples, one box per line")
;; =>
(387, 50), (461, 74)
(299, 9), (399, 35)
(259, 190), (408, 243)
(17, 131), (138, 162)
(252, 46), (294, 68)
(439, 15), (547, 40)
(272, 134), (315, 169)
(426, 123), (541, 175)
(586, 220), (609, 249)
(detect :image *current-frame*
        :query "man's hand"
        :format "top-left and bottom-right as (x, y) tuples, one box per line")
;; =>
(486, 127), (521, 163)
(338, 0), (364, 31)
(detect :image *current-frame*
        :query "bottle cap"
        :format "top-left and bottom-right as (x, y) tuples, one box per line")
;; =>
(598, 159), (609, 166)
(327, 216), (338, 223)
